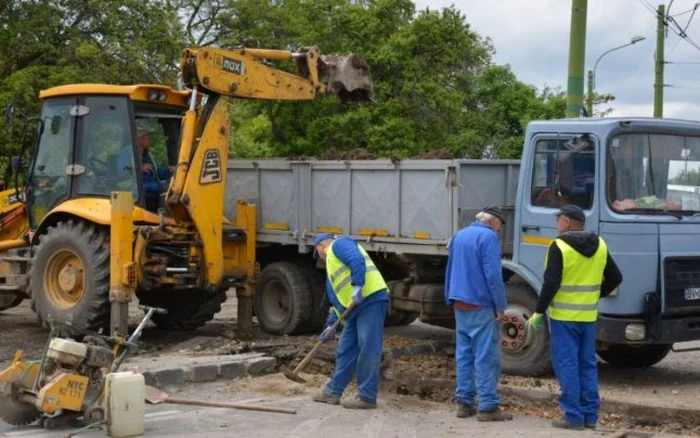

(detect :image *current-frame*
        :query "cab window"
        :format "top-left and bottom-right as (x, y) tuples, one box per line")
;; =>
(530, 136), (595, 210)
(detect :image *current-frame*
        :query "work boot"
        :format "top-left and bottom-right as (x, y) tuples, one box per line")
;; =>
(312, 390), (340, 405)
(552, 417), (584, 430)
(341, 395), (377, 409)
(456, 403), (476, 418)
(585, 422), (597, 429)
(476, 408), (513, 422)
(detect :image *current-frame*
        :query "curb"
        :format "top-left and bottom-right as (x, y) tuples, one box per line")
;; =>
(125, 352), (276, 388)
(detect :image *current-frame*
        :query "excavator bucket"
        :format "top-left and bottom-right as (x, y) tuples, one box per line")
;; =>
(319, 54), (374, 102)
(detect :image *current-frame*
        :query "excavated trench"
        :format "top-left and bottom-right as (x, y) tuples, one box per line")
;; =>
(263, 345), (700, 437)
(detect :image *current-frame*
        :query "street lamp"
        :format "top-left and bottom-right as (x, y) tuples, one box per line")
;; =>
(586, 35), (646, 116)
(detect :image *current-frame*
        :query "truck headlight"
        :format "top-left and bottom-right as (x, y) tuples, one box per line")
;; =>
(625, 323), (647, 341)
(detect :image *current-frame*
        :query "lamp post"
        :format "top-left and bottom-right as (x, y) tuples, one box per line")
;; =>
(586, 36), (646, 116)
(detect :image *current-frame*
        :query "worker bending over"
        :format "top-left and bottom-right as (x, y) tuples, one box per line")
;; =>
(311, 233), (389, 409)
(527, 205), (623, 430)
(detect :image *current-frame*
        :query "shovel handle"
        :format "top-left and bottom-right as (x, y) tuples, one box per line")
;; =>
(163, 397), (296, 414)
(292, 303), (355, 375)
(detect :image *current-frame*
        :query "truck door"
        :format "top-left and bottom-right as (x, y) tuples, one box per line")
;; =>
(516, 134), (598, 283)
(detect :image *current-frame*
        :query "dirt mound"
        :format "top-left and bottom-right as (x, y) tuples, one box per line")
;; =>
(319, 148), (377, 160)
(411, 149), (453, 159)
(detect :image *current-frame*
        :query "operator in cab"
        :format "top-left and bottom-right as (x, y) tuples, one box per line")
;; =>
(119, 127), (171, 212)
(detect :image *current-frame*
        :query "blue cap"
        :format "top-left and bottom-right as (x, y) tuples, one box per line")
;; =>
(313, 233), (335, 259)
(556, 204), (586, 223)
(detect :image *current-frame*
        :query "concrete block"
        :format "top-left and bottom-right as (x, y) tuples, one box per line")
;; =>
(245, 357), (276, 375)
(150, 367), (186, 387)
(187, 364), (219, 383)
(218, 361), (247, 379)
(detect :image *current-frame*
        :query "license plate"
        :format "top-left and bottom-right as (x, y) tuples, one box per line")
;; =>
(684, 288), (700, 301)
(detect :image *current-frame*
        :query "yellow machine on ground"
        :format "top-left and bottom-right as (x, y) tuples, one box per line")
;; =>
(0, 45), (371, 427)
(0, 187), (29, 311)
(0, 46), (371, 334)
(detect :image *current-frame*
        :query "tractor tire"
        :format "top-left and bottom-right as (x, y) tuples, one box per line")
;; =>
(254, 262), (311, 335)
(500, 283), (552, 377)
(137, 288), (227, 331)
(29, 220), (110, 334)
(597, 343), (672, 368)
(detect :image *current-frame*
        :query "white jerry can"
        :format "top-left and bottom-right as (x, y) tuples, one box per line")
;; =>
(105, 372), (145, 437)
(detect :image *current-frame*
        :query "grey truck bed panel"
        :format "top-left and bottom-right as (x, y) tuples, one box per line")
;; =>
(224, 159), (520, 256)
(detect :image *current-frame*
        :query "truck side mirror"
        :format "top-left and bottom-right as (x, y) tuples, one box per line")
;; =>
(11, 156), (20, 175)
(5, 104), (15, 126)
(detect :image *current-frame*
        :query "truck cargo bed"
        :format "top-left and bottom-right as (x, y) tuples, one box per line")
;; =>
(225, 159), (520, 256)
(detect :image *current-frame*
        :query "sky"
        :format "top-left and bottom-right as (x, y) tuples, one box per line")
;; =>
(413, 0), (700, 121)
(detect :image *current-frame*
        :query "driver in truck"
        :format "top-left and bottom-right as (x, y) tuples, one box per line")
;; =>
(527, 204), (623, 431)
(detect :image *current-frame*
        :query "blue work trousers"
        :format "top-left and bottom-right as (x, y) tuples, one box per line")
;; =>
(550, 320), (599, 427)
(454, 307), (501, 412)
(324, 300), (387, 403)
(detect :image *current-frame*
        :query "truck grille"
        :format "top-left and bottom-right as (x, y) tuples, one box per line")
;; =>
(664, 257), (700, 315)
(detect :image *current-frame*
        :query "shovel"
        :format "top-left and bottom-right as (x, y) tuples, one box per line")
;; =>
(144, 385), (296, 415)
(283, 303), (355, 384)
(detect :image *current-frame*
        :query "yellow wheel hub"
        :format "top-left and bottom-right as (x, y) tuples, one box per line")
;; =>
(44, 250), (85, 310)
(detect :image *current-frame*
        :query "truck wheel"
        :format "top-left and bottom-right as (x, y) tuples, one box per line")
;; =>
(384, 309), (419, 327)
(255, 262), (311, 335)
(500, 283), (551, 376)
(0, 294), (23, 311)
(597, 344), (672, 368)
(29, 220), (110, 333)
(301, 263), (328, 332)
(137, 289), (227, 330)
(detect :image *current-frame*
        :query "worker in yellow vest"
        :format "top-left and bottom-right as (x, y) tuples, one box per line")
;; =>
(311, 233), (389, 409)
(527, 205), (622, 430)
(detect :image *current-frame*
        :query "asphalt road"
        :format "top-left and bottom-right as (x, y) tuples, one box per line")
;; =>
(0, 380), (676, 438)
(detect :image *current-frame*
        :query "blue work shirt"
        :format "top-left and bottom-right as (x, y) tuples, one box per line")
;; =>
(444, 222), (507, 312)
(323, 237), (388, 327)
(118, 147), (170, 197)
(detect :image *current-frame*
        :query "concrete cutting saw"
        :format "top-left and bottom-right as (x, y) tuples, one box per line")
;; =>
(0, 305), (165, 429)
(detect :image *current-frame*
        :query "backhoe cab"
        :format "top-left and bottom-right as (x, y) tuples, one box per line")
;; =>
(1, 46), (373, 337)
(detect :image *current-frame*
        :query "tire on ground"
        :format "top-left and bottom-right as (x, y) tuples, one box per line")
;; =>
(137, 288), (227, 330)
(301, 262), (328, 333)
(384, 309), (419, 327)
(501, 283), (552, 377)
(29, 220), (110, 334)
(596, 343), (672, 368)
(254, 261), (311, 335)
(0, 294), (24, 312)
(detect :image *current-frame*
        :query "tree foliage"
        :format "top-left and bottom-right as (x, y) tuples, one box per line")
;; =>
(1, 0), (600, 168)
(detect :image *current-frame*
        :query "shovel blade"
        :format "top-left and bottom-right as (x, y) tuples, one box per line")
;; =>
(145, 385), (169, 405)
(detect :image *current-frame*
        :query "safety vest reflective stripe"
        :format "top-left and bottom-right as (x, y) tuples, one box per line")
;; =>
(326, 241), (388, 314)
(558, 285), (601, 292)
(550, 302), (599, 311)
(547, 236), (608, 323)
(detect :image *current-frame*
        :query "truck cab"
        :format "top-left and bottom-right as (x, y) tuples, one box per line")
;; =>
(514, 117), (700, 367)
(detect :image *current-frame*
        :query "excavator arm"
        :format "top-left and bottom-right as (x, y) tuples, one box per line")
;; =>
(163, 46), (372, 310)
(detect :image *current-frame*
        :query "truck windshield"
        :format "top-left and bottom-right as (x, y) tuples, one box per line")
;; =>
(608, 133), (700, 214)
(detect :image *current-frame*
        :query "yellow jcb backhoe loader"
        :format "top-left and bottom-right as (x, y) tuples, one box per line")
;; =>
(0, 46), (372, 338)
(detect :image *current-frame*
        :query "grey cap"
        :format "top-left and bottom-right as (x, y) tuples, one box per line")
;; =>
(481, 205), (506, 224)
(555, 204), (586, 223)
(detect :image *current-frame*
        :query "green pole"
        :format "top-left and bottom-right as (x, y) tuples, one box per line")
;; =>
(654, 4), (665, 118)
(587, 69), (594, 116)
(566, 0), (588, 118)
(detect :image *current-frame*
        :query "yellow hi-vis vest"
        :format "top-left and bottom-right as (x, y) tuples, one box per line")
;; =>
(546, 237), (608, 322)
(326, 241), (388, 315)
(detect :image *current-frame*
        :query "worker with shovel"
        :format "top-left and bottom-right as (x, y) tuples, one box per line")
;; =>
(311, 233), (389, 409)
(527, 205), (622, 430)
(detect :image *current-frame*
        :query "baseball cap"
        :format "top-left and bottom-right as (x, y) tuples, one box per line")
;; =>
(313, 233), (335, 259)
(555, 204), (586, 223)
(481, 205), (506, 224)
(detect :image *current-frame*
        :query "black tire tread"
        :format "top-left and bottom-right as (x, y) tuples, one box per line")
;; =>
(254, 261), (311, 335)
(28, 220), (110, 333)
(138, 288), (227, 331)
(597, 343), (672, 368)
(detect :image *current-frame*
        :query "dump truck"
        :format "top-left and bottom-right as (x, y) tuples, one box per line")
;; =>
(225, 117), (700, 376)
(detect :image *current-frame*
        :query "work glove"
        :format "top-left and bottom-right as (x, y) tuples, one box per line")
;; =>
(351, 285), (364, 305)
(318, 325), (336, 343)
(526, 312), (544, 330)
